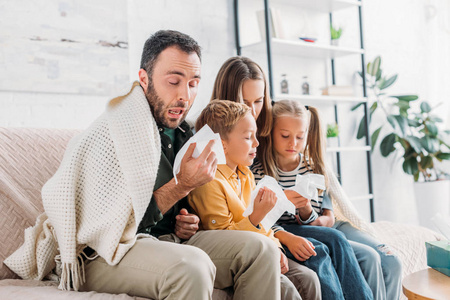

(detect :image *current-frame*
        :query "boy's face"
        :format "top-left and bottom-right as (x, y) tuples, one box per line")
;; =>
(273, 115), (308, 162)
(222, 113), (259, 171)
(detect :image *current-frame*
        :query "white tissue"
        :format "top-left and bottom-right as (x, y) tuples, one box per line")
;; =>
(243, 176), (296, 231)
(287, 173), (325, 201)
(173, 125), (226, 184)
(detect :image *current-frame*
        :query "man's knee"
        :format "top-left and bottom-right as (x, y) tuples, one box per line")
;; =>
(236, 232), (279, 261)
(167, 245), (216, 286)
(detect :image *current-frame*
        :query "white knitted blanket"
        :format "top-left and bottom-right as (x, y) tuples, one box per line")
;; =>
(325, 167), (375, 235)
(4, 82), (161, 290)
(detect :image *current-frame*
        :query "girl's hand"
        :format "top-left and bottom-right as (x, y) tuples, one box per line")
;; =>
(309, 209), (335, 227)
(249, 187), (277, 226)
(280, 249), (289, 274)
(284, 190), (310, 208)
(284, 235), (316, 262)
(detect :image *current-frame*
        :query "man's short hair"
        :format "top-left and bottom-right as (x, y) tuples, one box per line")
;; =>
(140, 30), (202, 76)
(195, 100), (251, 140)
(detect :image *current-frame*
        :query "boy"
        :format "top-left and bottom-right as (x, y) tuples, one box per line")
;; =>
(188, 100), (320, 300)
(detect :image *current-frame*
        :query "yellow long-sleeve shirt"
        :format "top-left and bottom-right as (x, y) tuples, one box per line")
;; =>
(188, 164), (281, 248)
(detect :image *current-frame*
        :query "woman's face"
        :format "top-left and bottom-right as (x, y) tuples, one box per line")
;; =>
(241, 79), (265, 120)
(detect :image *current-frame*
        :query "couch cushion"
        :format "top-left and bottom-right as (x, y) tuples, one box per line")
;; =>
(0, 128), (80, 279)
(0, 279), (232, 300)
(0, 279), (146, 300)
(371, 221), (444, 278)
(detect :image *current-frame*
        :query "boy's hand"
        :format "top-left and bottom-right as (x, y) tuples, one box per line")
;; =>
(284, 235), (316, 262)
(249, 187), (277, 226)
(280, 249), (289, 274)
(175, 208), (200, 240)
(178, 140), (218, 191)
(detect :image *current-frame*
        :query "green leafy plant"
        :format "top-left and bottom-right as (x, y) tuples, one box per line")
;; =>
(352, 56), (450, 181)
(327, 123), (339, 138)
(330, 25), (343, 40)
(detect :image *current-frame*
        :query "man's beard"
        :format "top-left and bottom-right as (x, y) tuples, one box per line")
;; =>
(145, 80), (190, 129)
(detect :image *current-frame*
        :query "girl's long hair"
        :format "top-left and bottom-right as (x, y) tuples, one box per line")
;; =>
(259, 100), (328, 187)
(211, 56), (272, 138)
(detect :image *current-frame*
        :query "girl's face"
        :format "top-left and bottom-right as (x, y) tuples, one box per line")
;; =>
(272, 115), (308, 162)
(241, 79), (265, 120)
(222, 113), (259, 171)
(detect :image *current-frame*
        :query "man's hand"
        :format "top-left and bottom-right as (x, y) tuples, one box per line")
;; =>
(175, 208), (199, 240)
(177, 140), (218, 191)
(280, 249), (289, 275)
(154, 140), (218, 215)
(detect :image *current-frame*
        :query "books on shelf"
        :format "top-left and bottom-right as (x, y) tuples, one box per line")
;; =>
(321, 85), (354, 96)
(256, 8), (286, 40)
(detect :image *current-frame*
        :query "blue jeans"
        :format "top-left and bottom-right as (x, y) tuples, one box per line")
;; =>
(282, 224), (373, 300)
(333, 221), (402, 300)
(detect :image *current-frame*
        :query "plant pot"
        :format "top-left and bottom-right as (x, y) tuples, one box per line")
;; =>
(413, 180), (450, 230)
(327, 137), (339, 148)
(331, 39), (340, 46)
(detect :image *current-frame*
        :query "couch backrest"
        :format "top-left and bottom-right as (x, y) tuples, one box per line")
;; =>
(0, 128), (80, 279)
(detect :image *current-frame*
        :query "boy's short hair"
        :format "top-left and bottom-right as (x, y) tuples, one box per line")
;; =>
(195, 100), (251, 140)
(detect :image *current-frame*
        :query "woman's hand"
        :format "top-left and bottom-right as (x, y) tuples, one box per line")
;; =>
(280, 249), (289, 274)
(249, 187), (277, 226)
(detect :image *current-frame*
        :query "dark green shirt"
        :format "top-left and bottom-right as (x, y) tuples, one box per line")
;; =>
(137, 121), (193, 238)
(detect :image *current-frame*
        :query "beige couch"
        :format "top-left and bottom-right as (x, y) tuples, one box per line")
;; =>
(0, 127), (444, 300)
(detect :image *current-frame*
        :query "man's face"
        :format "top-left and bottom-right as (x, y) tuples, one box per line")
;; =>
(144, 46), (201, 128)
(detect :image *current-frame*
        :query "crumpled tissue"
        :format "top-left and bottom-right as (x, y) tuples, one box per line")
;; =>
(286, 173), (325, 201)
(173, 125), (226, 184)
(243, 176), (296, 231)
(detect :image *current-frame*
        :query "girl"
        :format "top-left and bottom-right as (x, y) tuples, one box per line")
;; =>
(211, 56), (373, 300)
(252, 100), (403, 300)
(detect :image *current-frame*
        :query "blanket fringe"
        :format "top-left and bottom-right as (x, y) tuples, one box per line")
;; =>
(58, 253), (86, 291)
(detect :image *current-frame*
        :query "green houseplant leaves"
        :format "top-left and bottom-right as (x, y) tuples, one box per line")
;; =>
(353, 56), (450, 181)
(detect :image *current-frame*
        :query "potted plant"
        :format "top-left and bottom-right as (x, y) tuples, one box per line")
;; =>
(330, 25), (342, 46)
(326, 123), (339, 148)
(352, 56), (450, 228)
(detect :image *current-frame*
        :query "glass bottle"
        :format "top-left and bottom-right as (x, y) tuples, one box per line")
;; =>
(280, 74), (289, 94)
(302, 76), (310, 95)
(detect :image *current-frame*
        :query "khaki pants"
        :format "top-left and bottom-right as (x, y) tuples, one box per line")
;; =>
(285, 259), (321, 300)
(81, 230), (317, 300)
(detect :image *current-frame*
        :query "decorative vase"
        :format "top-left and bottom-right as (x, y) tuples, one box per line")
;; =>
(331, 39), (339, 46)
(413, 180), (450, 230)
